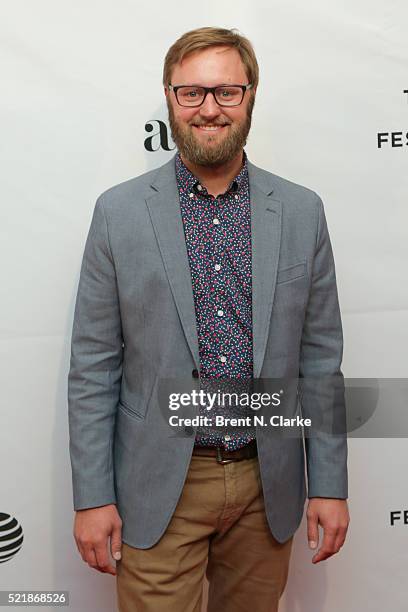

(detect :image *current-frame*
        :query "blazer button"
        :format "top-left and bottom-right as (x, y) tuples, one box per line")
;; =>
(184, 426), (194, 436)
(192, 369), (199, 379)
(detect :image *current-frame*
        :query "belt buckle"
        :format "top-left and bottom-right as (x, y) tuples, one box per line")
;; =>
(216, 447), (233, 464)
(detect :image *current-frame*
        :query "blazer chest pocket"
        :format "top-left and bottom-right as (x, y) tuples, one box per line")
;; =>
(276, 261), (307, 285)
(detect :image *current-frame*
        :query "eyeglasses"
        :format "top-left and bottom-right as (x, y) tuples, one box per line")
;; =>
(168, 83), (253, 107)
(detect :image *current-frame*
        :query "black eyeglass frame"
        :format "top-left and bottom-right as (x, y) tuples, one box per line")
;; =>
(168, 83), (253, 107)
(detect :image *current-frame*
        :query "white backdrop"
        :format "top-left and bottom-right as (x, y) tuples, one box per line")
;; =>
(1, 0), (407, 610)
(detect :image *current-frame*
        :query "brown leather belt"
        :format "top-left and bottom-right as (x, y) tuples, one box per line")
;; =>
(192, 439), (258, 464)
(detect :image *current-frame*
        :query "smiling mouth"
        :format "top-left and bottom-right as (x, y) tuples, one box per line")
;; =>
(192, 124), (229, 132)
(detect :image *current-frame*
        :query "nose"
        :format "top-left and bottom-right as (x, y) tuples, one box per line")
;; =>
(198, 91), (222, 119)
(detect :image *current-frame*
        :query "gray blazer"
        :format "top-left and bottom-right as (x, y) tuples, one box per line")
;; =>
(68, 154), (347, 548)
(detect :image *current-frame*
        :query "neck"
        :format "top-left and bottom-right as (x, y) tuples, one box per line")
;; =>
(180, 150), (244, 197)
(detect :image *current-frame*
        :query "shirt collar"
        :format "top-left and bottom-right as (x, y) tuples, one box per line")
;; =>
(175, 150), (249, 197)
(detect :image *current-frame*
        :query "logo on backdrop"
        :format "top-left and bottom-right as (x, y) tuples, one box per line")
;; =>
(144, 120), (176, 152)
(0, 512), (24, 564)
(390, 510), (408, 526)
(377, 90), (408, 148)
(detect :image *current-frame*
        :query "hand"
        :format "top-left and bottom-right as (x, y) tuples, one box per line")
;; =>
(306, 498), (349, 564)
(73, 504), (123, 575)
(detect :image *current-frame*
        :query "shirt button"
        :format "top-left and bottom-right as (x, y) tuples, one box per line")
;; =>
(220, 355), (227, 363)
(197, 184), (202, 191)
(224, 435), (231, 441)
(214, 264), (221, 271)
(213, 218), (220, 225)
(217, 310), (224, 317)
(234, 194), (239, 200)
(189, 193), (194, 198)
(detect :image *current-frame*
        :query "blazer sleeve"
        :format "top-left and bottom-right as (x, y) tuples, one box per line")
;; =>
(298, 194), (348, 499)
(68, 194), (123, 510)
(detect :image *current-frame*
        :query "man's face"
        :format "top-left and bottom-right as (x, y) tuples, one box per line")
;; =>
(165, 46), (255, 167)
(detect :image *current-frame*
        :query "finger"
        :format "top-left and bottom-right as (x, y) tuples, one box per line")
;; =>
(306, 512), (319, 550)
(75, 536), (92, 566)
(110, 524), (122, 562)
(312, 548), (334, 563)
(74, 537), (85, 560)
(94, 540), (117, 576)
(333, 526), (348, 552)
(312, 529), (337, 564)
(84, 547), (99, 570)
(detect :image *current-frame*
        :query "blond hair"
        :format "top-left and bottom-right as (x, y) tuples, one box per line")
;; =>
(163, 27), (259, 89)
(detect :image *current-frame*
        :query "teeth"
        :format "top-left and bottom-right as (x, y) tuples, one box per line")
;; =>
(196, 125), (224, 130)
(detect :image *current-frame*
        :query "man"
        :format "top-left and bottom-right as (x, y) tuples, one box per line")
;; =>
(68, 26), (350, 612)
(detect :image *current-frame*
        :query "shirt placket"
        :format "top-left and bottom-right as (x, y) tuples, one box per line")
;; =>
(176, 155), (255, 450)
(209, 194), (229, 375)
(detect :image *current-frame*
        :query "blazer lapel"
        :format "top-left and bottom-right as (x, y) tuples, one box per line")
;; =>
(248, 161), (282, 378)
(145, 157), (200, 369)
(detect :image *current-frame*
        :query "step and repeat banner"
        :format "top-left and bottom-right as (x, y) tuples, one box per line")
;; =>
(1, 0), (407, 610)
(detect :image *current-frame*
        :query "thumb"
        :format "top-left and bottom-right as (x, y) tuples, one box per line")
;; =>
(307, 511), (319, 550)
(110, 524), (122, 561)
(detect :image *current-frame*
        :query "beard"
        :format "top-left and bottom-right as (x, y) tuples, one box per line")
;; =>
(167, 94), (255, 167)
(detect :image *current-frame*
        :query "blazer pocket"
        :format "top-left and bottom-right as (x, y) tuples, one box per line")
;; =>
(118, 375), (158, 421)
(118, 398), (144, 421)
(276, 261), (307, 284)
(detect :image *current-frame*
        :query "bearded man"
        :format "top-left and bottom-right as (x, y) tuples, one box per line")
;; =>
(68, 26), (349, 612)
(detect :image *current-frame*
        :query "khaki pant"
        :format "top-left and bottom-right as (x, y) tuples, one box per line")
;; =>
(117, 453), (293, 612)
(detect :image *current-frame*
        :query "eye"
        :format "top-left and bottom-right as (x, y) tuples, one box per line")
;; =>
(179, 87), (202, 98)
(215, 86), (241, 103)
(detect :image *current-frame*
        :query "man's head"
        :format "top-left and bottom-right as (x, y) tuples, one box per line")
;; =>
(163, 27), (259, 168)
